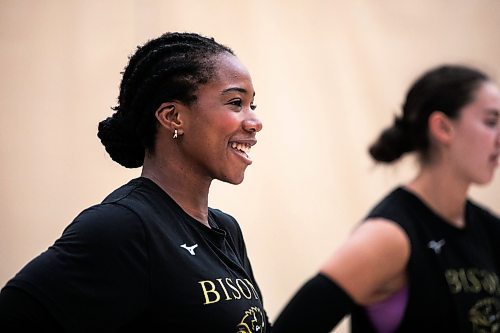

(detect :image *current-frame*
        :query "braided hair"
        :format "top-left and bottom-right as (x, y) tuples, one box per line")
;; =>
(369, 65), (489, 163)
(97, 32), (234, 168)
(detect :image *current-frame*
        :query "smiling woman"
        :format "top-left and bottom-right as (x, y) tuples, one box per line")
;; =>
(0, 32), (268, 332)
(157, 52), (262, 189)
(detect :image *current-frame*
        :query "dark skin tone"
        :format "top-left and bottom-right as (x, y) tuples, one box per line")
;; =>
(141, 52), (262, 227)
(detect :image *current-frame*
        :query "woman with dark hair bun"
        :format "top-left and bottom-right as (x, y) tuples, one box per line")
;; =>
(0, 32), (269, 332)
(274, 65), (500, 333)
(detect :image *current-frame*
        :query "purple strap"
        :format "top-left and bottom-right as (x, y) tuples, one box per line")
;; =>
(365, 285), (409, 333)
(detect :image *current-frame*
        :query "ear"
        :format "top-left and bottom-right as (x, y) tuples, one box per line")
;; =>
(428, 111), (454, 145)
(155, 102), (185, 136)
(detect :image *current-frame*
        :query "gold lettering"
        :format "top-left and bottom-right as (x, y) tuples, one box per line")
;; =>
(216, 278), (232, 301)
(466, 269), (482, 293)
(459, 269), (475, 292)
(495, 274), (500, 296)
(445, 268), (500, 295)
(480, 270), (498, 294)
(236, 279), (252, 299)
(445, 269), (462, 294)
(226, 278), (241, 299)
(198, 280), (221, 305)
(244, 279), (260, 299)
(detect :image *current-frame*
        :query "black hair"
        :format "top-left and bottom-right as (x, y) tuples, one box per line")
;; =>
(97, 32), (234, 168)
(369, 65), (489, 163)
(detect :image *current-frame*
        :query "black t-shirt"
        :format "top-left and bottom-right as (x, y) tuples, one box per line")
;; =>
(3, 177), (269, 332)
(351, 187), (500, 333)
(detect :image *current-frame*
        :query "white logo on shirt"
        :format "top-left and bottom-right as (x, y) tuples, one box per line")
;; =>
(428, 239), (446, 254)
(180, 243), (198, 255)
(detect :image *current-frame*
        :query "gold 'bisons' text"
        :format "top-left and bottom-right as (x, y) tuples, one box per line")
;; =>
(445, 268), (500, 295)
(198, 278), (259, 305)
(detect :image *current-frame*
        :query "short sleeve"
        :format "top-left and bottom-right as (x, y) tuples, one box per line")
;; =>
(4, 203), (150, 332)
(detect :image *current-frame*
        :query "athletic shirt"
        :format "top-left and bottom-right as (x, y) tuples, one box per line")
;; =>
(351, 187), (500, 333)
(4, 177), (269, 332)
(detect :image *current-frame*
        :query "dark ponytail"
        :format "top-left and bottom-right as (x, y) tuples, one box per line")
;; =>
(369, 65), (488, 163)
(368, 116), (414, 163)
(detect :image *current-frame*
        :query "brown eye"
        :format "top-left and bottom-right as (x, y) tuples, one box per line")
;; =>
(227, 99), (243, 111)
(230, 99), (242, 106)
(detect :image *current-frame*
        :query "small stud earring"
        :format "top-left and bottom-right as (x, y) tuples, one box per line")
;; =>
(173, 129), (178, 139)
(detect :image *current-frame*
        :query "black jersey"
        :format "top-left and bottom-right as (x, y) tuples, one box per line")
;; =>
(4, 177), (269, 332)
(351, 187), (500, 333)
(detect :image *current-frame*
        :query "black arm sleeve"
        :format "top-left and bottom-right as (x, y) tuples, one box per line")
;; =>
(0, 287), (63, 332)
(273, 273), (354, 333)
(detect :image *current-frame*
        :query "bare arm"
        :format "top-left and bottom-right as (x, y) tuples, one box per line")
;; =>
(273, 219), (410, 333)
(320, 218), (410, 305)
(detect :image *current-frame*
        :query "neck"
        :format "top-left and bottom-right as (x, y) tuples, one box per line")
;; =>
(142, 155), (212, 227)
(406, 163), (470, 228)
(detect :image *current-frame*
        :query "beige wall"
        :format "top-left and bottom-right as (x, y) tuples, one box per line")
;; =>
(1, 0), (500, 331)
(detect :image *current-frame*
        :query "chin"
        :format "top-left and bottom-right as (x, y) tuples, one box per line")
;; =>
(229, 175), (245, 185)
(472, 173), (495, 186)
(219, 165), (247, 185)
(219, 173), (245, 185)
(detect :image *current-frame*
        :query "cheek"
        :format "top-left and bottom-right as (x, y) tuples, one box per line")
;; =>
(200, 115), (241, 152)
(216, 113), (241, 132)
(458, 123), (492, 150)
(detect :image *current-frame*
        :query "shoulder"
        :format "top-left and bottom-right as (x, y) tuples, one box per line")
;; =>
(368, 187), (418, 217)
(101, 177), (164, 210)
(320, 218), (410, 304)
(467, 199), (500, 222)
(328, 219), (410, 268)
(67, 177), (168, 242)
(354, 218), (410, 246)
(101, 178), (146, 203)
(60, 203), (146, 249)
(467, 200), (500, 236)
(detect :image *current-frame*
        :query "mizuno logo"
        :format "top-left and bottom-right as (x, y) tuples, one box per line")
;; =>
(180, 243), (198, 256)
(428, 239), (446, 254)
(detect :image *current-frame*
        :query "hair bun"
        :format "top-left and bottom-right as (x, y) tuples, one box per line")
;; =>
(368, 116), (413, 163)
(97, 112), (144, 168)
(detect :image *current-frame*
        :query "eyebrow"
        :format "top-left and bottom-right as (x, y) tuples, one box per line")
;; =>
(221, 87), (256, 97)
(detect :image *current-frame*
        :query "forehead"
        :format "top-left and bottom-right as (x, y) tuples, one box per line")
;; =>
(470, 81), (500, 109)
(460, 81), (500, 117)
(210, 53), (254, 92)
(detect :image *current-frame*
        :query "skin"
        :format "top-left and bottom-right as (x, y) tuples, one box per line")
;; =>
(320, 81), (500, 306)
(141, 52), (262, 227)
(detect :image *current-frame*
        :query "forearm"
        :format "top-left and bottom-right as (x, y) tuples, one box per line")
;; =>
(273, 273), (354, 333)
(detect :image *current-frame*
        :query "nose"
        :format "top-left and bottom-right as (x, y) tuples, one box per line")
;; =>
(243, 115), (263, 133)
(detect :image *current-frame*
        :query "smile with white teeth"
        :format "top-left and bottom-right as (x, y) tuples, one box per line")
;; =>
(230, 142), (251, 157)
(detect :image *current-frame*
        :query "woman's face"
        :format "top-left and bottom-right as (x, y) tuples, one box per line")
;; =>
(180, 53), (262, 185)
(449, 81), (500, 185)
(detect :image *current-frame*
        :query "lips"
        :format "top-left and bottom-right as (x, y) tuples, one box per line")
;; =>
(231, 142), (251, 155)
(229, 140), (256, 164)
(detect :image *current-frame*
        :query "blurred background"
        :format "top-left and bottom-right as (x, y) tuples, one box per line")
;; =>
(1, 0), (499, 331)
